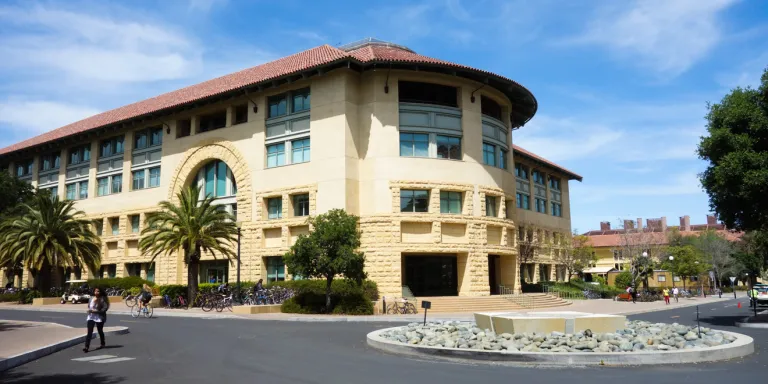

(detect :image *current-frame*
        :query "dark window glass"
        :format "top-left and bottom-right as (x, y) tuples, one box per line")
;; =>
(436, 135), (461, 160)
(515, 163), (528, 179)
(398, 81), (458, 107)
(234, 104), (248, 124)
(440, 191), (462, 214)
(292, 88), (310, 113)
(177, 119), (191, 138)
(400, 190), (429, 212)
(268, 95), (287, 118)
(293, 194), (310, 216)
(481, 96), (503, 120)
(134, 132), (147, 150)
(199, 111), (227, 133)
(483, 143), (496, 166)
(150, 128), (163, 146)
(533, 170), (545, 185)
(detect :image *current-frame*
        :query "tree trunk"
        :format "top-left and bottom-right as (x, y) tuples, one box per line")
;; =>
(187, 248), (200, 308)
(325, 276), (333, 313)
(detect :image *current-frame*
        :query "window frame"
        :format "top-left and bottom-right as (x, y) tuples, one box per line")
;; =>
(99, 136), (125, 159)
(133, 127), (163, 151)
(400, 189), (430, 213)
(267, 197), (283, 220)
(233, 104), (249, 125)
(516, 192), (530, 210)
(535, 197), (547, 213)
(398, 81), (458, 108)
(439, 191), (463, 214)
(267, 143), (286, 168)
(436, 135), (461, 160)
(198, 110), (227, 133)
(130, 215), (140, 233)
(268, 87), (311, 119)
(485, 195), (498, 217)
(68, 144), (91, 167)
(291, 138), (310, 164)
(399, 132), (430, 157)
(293, 194), (310, 217)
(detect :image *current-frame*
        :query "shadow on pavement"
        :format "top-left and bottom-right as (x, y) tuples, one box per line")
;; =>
(98, 345), (123, 350)
(698, 315), (745, 327)
(0, 322), (35, 332)
(0, 371), (124, 384)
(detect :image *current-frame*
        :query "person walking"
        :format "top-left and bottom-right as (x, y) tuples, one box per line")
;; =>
(84, 287), (109, 353)
(748, 287), (759, 308)
(662, 288), (670, 305)
(672, 287), (679, 303)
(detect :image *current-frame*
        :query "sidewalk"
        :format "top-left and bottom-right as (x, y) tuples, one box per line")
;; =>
(0, 320), (129, 371)
(0, 296), (731, 323)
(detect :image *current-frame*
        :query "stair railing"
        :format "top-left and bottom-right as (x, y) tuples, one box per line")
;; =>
(499, 285), (534, 309)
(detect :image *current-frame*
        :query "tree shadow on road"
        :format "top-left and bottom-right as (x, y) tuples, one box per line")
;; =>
(0, 371), (124, 384)
(0, 322), (35, 332)
(697, 315), (745, 327)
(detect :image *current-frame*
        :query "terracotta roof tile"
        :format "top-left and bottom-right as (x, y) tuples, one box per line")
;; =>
(585, 229), (743, 248)
(512, 145), (583, 181)
(0, 41), (537, 158)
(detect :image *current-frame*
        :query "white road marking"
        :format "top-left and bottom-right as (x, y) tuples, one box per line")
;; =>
(72, 355), (116, 362)
(92, 357), (136, 364)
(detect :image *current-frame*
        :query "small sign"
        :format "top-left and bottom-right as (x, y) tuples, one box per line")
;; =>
(421, 300), (431, 310)
(729, 276), (736, 283)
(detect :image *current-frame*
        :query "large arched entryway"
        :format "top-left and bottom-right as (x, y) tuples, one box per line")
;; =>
(194, 160), (238, 220)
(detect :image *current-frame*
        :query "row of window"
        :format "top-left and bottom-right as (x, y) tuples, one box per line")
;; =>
(266, 194), (310, 219)
(514, 163), (563, 217)
(266, 138), (310, 168)
(94, 215), (142, 237)
(399, 133), (508, 168)
(61, 167), (161, 200)
(517, 226), (565, 245)
(515, 163), (561, 190)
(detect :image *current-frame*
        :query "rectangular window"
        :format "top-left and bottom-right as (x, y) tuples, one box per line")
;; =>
(78, 181), (88, 200)
(292, 88), (310, 113)
(130, 215), (140, 233)
(233, 104), (248, 125)
(150, 128), (162, 147)
(516, 192), (530, 210)
(66, 183), (77, 200)
(291, 138), (310, 164)
(49, 186), (58, 199)
(94, 220), (103, 236)
(110, 218), (119, 235)
(149, 167), (161, 188)
(398, 81), (458, 107)
(267, 197), (282, 219)
(440, 191), (462, 214)
(199, 111), (227, 133)
(266, 256), (285, 283)
(535, 197), (547, 213)
(68, 145), (90, 165)
(483, 143), (496, 166)
(293, 194), (310, 216)
(400, 190), (429, 213)
(267, 143), (285, 168)
(532, 170), (545, 185)
(100, 136), (124, 158)
(268, 94), (288, 118)
(399, 133), (429, 157)
(549, 177), (561, 190)
(486, 196), (497, 217)
(204, 163), (215, 197)
(515, 163), (529, 179)
(551, 202), (562, 217)
(216, 162), (226, 198)
(97, 177), (109, 196)
(177, 119), (191, 138)
(499, 149), (508, 170)
(658, 275), (667, 282)
(40, 153), (61, 171)
(16, 159), (33, 177)
(436, 135), (461, 160)
(673, 276), (681, 282)
(112, 174), (122, 194)
(134, 132), (147, 150)
(481, 96), (503, 121)
(132, 170), (145, 190)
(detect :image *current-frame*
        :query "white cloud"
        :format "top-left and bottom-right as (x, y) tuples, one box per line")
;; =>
(565, 0), (737, 76)
(0, 6), (202, 84)
(572, 172), (703, 204)
(0, 100), (99, 133)
(716, 52), (768, 89)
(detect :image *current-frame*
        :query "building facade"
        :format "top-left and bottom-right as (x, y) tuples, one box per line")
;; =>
(0, 39), (580, 298)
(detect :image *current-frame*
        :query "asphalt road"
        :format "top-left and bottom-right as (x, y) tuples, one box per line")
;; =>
(0, 299), (765, 384)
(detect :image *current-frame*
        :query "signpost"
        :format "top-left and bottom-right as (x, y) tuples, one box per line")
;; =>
(730, 276), (736, 299)
(421, 300), (431, 326)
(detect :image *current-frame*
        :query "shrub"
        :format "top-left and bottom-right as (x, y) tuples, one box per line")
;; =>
(21, 289), (42, 304)
(280, 298), (308, 314)
(274, 279), (377, 314)
(570, 277), (584, 284)
(128, 287), (141, 296)
(331, 293), (373, 315)
(613, 272), (633, 289)
(158, 284), (186, 299)
(88, 276), (154, 291)
(0, 293), (21, 302)
(593, 276), (607, 286)
(521, 282), (543, 293)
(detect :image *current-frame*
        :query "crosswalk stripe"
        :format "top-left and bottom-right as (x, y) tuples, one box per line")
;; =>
(92, 357), (136, 364)
(72, 355), (116, 362)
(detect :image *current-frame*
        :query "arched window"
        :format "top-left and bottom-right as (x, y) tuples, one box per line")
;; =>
(195, 160), (238, 220)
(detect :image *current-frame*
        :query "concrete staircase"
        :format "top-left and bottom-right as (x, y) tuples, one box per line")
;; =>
(413, 294), (570, 313)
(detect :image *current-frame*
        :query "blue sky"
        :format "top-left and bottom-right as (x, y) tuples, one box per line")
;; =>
(0, 0), (767, 232)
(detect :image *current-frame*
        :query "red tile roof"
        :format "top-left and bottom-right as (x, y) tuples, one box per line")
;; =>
(585, 229), (743, 248)
(512, 145), (583, 181)
(0, 40), (537, 157)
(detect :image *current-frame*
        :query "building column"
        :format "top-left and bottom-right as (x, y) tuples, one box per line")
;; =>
(140, 264), (148, 280)
(532, 263), (540, 284)
(0, 268), (9, 287)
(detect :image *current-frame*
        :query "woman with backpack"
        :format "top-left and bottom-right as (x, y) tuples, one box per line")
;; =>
(83, 287), (109, 353)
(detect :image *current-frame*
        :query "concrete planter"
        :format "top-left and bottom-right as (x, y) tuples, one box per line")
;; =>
(232, 304), (282, 314)
(31, 298), (61, 306)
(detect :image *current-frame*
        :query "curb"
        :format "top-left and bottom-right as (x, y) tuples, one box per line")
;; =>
(735, 310), (768, 329)
(0, 306), (239, 319)
(366, 327), (754, 366)
(0, 326), (130, 372)
(615, 298), (731, 317)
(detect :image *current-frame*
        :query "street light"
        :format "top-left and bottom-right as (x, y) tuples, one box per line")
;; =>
(668, 256), (675, 288)
(235, 223), (242, 304)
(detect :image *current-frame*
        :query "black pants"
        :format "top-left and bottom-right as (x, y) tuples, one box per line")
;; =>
(85, 320), (105, 349)
(631, 293), (636, 303)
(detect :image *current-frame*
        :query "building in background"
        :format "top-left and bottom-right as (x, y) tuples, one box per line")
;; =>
(0, 38), (581, 298)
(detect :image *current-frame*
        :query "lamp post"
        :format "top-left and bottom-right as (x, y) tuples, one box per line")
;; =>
(236, 225), (242, 304)
(668, 256), (675, 288)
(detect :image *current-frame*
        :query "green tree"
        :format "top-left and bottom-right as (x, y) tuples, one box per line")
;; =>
(614, 271), (633, 289)
(284, 209), (366, 312)
(662, 245), (708, 290)
(0, 194), (101, 290)
(555, 233), (595, 281)
(733, 231), (768, 285)
(697, 67), (768, 232)
(0, 170), (35, 220)
(139, 186), (238, 306)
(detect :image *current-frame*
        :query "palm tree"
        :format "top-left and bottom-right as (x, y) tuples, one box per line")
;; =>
(139, 185), (237, 306)
(0, 194), (101, 290)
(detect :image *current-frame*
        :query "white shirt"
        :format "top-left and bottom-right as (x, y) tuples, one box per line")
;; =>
(672, 288), (679, 295)
(87, 299), (103, 323)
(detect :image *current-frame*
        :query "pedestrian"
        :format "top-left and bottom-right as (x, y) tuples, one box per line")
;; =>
(672, 287), (679, 303)
(83, 287), (109, 353)
(663, 288), (670, 304)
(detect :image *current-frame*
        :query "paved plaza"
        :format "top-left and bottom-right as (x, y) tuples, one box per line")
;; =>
(0, 297), (765, 383)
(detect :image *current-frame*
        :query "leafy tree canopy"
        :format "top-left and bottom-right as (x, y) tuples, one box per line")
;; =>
(0, 171), (35, 220)
(697, 67), (768, 232)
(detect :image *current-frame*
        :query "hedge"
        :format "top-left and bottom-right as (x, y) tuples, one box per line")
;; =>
(0, 293), (21, 303)
(88, 276), (155, 292)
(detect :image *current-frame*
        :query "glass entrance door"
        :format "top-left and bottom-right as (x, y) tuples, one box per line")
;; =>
(404, 255), (458, 296)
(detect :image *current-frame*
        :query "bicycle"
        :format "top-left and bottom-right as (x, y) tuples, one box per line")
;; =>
(216, 294), (234, 312)
(386, 299), (417, 314)
(131, 302), (153, 318)
(124, 293), (139, 308)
